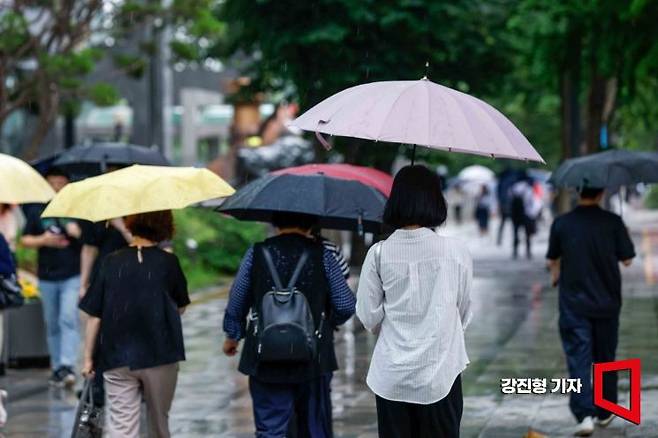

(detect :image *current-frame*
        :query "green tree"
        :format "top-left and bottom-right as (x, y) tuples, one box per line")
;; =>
(509, 0), (658, 158)
(0, 0), (223, 158)
(216, 0), (515, 168)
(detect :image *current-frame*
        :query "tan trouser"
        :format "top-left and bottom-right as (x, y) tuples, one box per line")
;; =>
(104, 363), (179, 438)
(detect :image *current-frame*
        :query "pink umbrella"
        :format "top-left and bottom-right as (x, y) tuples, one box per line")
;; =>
(273, 163), (393, 197)
(291, 79), (544, 163)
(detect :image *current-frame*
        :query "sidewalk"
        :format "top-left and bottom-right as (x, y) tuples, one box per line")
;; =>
(1, 209), (657, 437)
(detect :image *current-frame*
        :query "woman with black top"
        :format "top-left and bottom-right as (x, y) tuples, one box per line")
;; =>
(79, 210), (190, 438)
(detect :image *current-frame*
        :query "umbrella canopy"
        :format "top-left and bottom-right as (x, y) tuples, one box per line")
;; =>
(549, 150), (658, 188)
(273, 163), (393, 197)
(218, 173), (386, 233)
(457, 165), (495, 183)
(0, 153), (55, 204)
(291, 79), (544, 163)
(42, 165), (235, 222)
(52, 142), (170, 177)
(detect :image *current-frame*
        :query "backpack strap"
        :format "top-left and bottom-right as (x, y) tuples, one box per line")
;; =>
(287, 250), (309, 289)
(374, 241), (383, 281)
(261, 247), (284, 290)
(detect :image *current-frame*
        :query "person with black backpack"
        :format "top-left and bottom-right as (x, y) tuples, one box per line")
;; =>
(509, 177), (535, 259)
(222, 212), (356, 437)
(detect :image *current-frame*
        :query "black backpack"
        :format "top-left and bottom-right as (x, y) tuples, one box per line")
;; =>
(255, 247), (324, 363)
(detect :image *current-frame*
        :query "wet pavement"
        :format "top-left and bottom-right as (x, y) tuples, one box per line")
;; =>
(2, 209), (658, 437)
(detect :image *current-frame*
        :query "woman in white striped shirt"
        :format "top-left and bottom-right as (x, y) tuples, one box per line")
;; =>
(356, 165), (473, 438)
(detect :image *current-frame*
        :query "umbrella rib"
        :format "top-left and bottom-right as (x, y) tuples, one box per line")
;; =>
(375, 81), (419, 142)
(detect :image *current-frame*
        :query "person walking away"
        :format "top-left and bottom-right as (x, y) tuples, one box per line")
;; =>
(286, 230), (350, 438)
(0, 203), (23, 376)
(450, 184), (465, 226)
(496, 168), (519, 246)
(20, 167), (82, 388)
(79, 216), (132, 407)
(80, 210), (189, 438)
(546, 187), (635, 436)
(510, 177), (534, 259)
(356, 165), (473, 438)
(474, 185), (492, 236)
(0, 234), (15, 426)
(223, 212), (356, 438)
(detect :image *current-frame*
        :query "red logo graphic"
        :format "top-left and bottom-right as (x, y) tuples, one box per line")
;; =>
(593, 358), (641, 425)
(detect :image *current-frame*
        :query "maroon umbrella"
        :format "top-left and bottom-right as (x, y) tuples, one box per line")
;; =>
(273, 163), (393, 197)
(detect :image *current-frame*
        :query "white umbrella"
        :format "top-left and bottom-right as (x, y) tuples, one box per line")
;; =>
(291, 78), (544, 163)
(457, 165), (495, 183)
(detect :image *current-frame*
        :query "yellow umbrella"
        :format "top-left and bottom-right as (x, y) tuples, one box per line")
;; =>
(42, 164), (235, 221)
(0, 153), (55, 203)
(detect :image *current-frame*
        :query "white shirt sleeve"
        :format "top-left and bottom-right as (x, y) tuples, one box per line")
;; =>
(356, 244), (385, 332)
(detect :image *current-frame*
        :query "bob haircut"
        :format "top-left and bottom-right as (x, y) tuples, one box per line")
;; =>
(271, 211), (318, 231)
(125, 210), (174, 243)
(383, 165), (447, 229)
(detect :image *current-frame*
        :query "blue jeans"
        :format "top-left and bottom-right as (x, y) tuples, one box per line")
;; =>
(249, 375), (333, 438)
(39, 276), (81, 370)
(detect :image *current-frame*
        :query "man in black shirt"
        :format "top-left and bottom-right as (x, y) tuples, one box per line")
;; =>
(546, 187), (635, 436)
(79, 218), (132, 298)
(21, 168), (82, 388)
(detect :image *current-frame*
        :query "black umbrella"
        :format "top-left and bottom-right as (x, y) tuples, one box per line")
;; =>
(51, 142), (170, 179)
(217, 173), (386, 233)
(550, 149), (658, 188)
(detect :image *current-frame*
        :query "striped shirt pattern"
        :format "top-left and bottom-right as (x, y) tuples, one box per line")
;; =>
(224, 246), (356, 340)
(356, 227), (473, 405)
(321, 237), (350, 279)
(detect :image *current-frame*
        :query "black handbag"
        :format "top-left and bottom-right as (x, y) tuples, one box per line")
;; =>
(71, 378), (104, 438)
(0, 274), (24, 310)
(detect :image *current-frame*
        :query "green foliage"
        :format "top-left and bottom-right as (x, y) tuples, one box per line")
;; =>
(217, 0), (658, 171)
(172, 208), (266, 289)
(0, 1), (223, 157)
(217, 0), (512, 109)
(15, 246), (37, 274)
(0, 11), (29, 53)
(86, 83), (121, 107)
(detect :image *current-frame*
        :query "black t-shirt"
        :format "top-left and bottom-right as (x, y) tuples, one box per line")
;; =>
(546, 206), (635, 318)
(23, 204), (81, 281)
(80, 221), (130, 281)
(79, 246), (190, 372)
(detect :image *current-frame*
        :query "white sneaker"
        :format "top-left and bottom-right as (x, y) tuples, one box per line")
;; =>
(0, 389), (7, 427)
(574, 416), (594, 436)
(596, 414), (615, 428)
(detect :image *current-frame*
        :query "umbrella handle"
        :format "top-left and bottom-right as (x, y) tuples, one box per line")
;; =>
(357, 213), (364, 237)
(315, 131), (332, 151)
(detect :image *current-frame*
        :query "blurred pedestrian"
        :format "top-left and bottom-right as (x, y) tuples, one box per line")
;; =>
(546, 187), (635, 436)
(510, 177), (535, 259)
(356, 165), (473, 438)
(80, 210), (189, 438)
(20, 167), (82, 388)
(223, 212), (355, 438)
(0, 233), (14, 422)
(451, 184), (465, 225)
(0, 203), (23, 255)
(496, 168), (519, 246)
(474, 185), (492, 235)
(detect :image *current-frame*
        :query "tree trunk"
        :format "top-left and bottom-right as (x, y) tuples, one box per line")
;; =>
(559, 26), (582, 160)
(585, 74), (607, 154)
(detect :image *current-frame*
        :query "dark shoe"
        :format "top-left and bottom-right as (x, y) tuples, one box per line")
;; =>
(49, 368), (65, 387)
